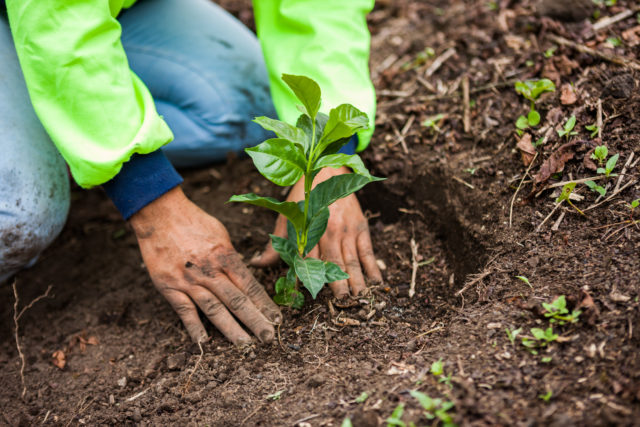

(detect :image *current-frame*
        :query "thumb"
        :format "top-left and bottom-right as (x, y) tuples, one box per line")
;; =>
(250, 215), (288, 267)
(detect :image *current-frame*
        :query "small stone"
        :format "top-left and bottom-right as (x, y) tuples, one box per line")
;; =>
(376, 259), (387, 271)
(117, 377), (127, 388)
(166, 352), (187, 371)
(308, 374), (325, 388)
(109, 394), (115, 405)
(374, 301), (386, 311)
(487, 322), (502, 329)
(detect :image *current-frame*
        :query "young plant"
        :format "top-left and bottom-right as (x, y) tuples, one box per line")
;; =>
(430, 358), (452, 388)
(556, 182), (585, 216)
(506, 327), (523, 346)
(585, 180), (606, 197)
(422, 113), (446, 133)
(585, 122), (600, 138)
(410, 390), (457, 427)
(386, 403), (406, 427)
(557, 115), (578, 141)
(229, 74), (383, 308)
(521, 326), (558, 354)
(514, 79), (556, 132)
(628, 199), (639, 216)
(600, 153), (619, 178)
(591, 145), (608, 165)
(542, 295), (581, 325)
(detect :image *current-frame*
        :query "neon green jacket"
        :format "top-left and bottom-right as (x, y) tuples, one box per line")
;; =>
(6, 0), (375, 188)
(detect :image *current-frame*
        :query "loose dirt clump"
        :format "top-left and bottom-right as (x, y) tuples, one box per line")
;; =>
(1, 1), (639, 425)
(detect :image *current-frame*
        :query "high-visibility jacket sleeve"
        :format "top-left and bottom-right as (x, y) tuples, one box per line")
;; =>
(253, 0), (376, 152)
(6, 0), (174, 188)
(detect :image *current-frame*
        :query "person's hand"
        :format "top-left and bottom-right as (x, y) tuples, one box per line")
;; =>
(251, 166), (382, 298)
(129, 186), (282, 344)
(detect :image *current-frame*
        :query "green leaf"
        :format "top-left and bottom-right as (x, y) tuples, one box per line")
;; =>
(515, 115), (529, 130)
(309, 174), (384, 219)
(313, 154), (373, 179)
(430, 359), (444, 376)
(228, 194), (304, 231)
(305, 207), (329, 255)
(527, 109), (541, 126)
(282, 74), (321, 120)
(245, 138), (306, 186)
(324, 261), (349, 282)
(555, 182), (576, 203)
(530, 328), (546, 340)
(270, 235), (298, 266)
(386, 403), (406, 427)
(355, 392), (369, 404)
(605, 153), (619, 175)
(410, 390), (436, 411)
(253, 116), (307, 150)
(564, 115), (576, 132)
(274, 269), (303, 308)
(293, 256), (327, 299)
(341, 418), (353, 427)
(593, 145), (608, 162)
(316, 104), (369, 155)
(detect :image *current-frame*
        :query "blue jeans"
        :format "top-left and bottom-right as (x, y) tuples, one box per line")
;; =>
(0, 0), (277, 281)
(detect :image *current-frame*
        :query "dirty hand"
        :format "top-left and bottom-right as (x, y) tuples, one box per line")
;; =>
(129, 186), (282, 345)
(251, 166), (382, 298)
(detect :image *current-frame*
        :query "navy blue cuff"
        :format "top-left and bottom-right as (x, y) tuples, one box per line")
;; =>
(103, 150), (183, 220)
(338, 135), (357, 155)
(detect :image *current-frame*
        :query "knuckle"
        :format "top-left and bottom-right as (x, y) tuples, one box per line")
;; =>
(246, 279), (264, 298)
(229, 295), (248, 311)
(345, 259), (361, 270)
(203, 298), (224, 317)
(173, 302), (194, 317)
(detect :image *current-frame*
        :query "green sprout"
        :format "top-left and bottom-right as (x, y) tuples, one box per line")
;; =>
(341, 418), (353, 427)
(585, 123), (600, 138)
(591, 146), (619, 177)
(506, 327), (522, 346)
(629, 199), (639, 213)
(556, 182), (585, 216)
(539, 390), (553, 402)
(521, 326), (558, 354)
(229, 74), (383, 308)
(266, 390), (284, 401)
(544, 46), (557, 58)
(386, 403), (406, 427)
(515, 275), (533, 289)
(557, 115), (578, 141)
(430, 359), (452, 388)
(599, 153), (619, 178)
(422, 113), (446, 133)
(585, 180), (606, 197)
(410, 390), (457, 427)
(591, 145), (608, 165)
(606, 37), (622, 47)
(542, 295), (581, 325)
(514, 79), (556, 133)
(402, 47), (435, 71)
(355, 392), (369, 404)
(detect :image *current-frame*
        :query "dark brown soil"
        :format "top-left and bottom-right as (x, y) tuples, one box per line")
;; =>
(1, 1), (639, 426)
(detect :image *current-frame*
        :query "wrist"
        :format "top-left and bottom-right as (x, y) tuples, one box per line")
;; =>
(129, 186), (187, 234)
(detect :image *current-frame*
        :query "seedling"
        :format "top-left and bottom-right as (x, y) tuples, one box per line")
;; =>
(422, 113), (446, 133)
(557, 115), (578, 141)
(341, 418), (353, 427)
(386, 403), (406, 427)
(430, 359), (452, 388)
(585, 123), (600, 138)
(539, 390), (553, 402)
(544, 46), (557, 58)
(591, 145), (608, 165)
(410, 390), (456, 427)
(402, 47), (435, 71)
(506, 327), (522, 346)
(229, 74), (383, 308)
(599, 153), (619, 178)
(266, 390), (284, 401)
(514, 79), (556, 132)
(355, 392), (369, 403)
(521, 326), (558, 354)
(606, 37), (622, 47)
(556, 183), (585, 216)
(515, 275), (533, 289)
(542, 295), (581, 325)
(628, 199), (639, 215)
(585, 180), (606, 197)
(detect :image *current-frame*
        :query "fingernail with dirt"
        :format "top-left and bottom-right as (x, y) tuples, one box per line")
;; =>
(259, 329), (274, 343)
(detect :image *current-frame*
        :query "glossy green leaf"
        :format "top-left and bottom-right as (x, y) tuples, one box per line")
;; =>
(316, 104), (369, 155)
(324, 261), (349, 282)
(305, 207), (329, 255)
(293, 256), (326, 299)
(245, 138), (306, 186)
(606, 153), (619, 174)
(410, 390), (436, 411)
(527, 109), (541, 126)
(270, 235), (298, 266)
(282, 74), (321, 120)
(253, 116), (307, 150)
(309, 174), (384, 218)
(274, 268), (303, 308)
(297, 112), (329, 154)
(313, 154), (373, 179)
(228, 194), (304, 231)
(515, 115), (529, 130)
(564, 115), (576, 132)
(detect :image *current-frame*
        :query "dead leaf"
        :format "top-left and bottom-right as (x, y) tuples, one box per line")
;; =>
(610, 292), (631, 303)
(516, 134), (536, 166)
(534, 141), (579, 185)
(577, 289), (599, 325)
(584, 147), (598, 171)
(52, 350), (66, 370)
(86, 336), (99, 346)
(560, 84), (578, 105)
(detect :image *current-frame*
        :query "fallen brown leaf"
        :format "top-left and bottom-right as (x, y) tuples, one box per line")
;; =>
(516, 134), (536, 166)
(560, 84), (578, 105)
(534, 141), (580, 185)
(52, 350), (66, 370)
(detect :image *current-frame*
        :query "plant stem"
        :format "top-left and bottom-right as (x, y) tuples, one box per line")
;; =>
(299, 119), (317, 255)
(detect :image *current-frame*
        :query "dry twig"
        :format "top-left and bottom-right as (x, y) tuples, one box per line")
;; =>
(182, 340), (204, 395)
(12, 282), (52, 399)
(547, 34), (640, 71)
(509, 152), (538, 228)
(409, 238), (419, 298)
(462, 75), (471, 133)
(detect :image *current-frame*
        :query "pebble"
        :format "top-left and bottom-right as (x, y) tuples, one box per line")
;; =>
(117, 377), (127, 388)
(166, 352), (187, 371)
(308, 373), (325, 387)
(376, 259), (387, 271)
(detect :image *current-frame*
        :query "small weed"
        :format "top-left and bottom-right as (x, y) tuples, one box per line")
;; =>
(430, 359), (453, 388)
(591, 146), (619, 177)
(557, 115), (578, 141)
(355, 392), (369, 403)
(541, 356), (553, 363)
(556, 182), (585, 216)
(422, 113), (445, 132)
(585, 123), (600, 138)
(542, 295), (581, 325)
(514, 79), (556, 133)
(464, 168), (476, 175)
(539, 389), (553, 402)
(410, 390), (457, 427)
(506, 327), (523, 346)
(266, 390), (284, 401)
(533, 137), (546, 147)
(599, 153), (619, 178)
(544, 46), (557, 58)
(515, 275), (533, 289)
(606, 37), (622, 47)
(585, 180), (606, 197)
(386, 403), (406, 427)
(628, 199), (639, 215)
(591, 145), (608, 165)
(402, 47), (435, 71)
(341, 418), (353, 427)
(521, 326), (558, 354)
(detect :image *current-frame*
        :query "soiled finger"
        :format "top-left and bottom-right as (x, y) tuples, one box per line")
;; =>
(218, 251), (282, 325)
(163, 288), (208, 343)
(357, 229), (383, 284)
(190, 286), (251, 345)
(342, 238), (367, 296)
(320, 237), (349, 298)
